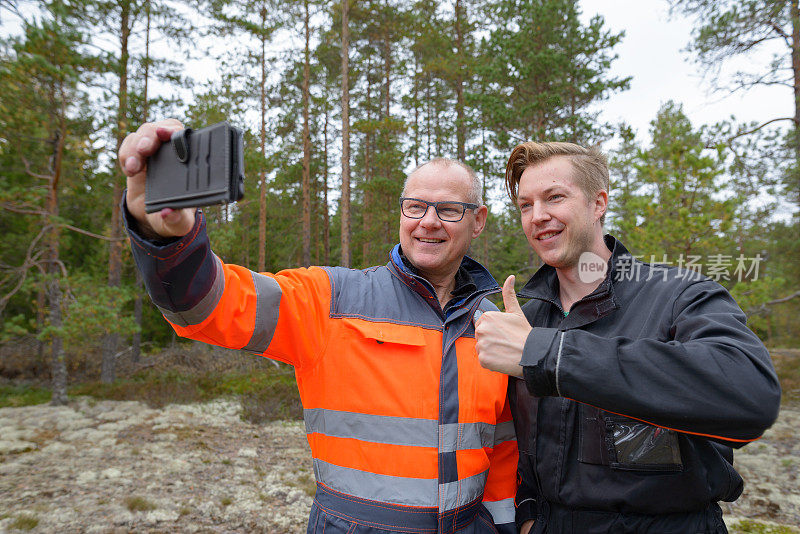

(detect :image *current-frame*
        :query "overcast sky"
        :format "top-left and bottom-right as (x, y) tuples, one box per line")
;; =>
(581, 0), (792, 145)
(1, 1), (792, 149)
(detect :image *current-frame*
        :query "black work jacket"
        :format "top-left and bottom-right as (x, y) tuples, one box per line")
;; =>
(511, 235), (781, 527)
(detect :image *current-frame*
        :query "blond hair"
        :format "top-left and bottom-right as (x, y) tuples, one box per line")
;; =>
(504, 141), (609, 224)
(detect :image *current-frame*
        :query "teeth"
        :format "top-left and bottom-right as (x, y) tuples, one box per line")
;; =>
(538, 231), (559, 240)
(419, 238), (443, 243)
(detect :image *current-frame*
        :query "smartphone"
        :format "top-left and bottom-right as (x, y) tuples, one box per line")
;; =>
(145, 121), (245, 213)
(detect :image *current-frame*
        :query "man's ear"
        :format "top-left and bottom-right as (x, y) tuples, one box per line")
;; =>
(594, 190), (608, 223)
(472, 205), (488, 238)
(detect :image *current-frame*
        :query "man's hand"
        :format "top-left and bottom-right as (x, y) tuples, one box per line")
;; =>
(475, 275), (532, 377)
(119, 119), (196, 238)
(520, 520), (534, 534)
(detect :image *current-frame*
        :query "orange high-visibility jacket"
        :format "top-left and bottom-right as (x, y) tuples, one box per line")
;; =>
(125, 208), (518, 533)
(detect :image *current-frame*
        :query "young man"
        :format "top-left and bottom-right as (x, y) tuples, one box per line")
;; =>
(118, 120), (517, 534)
(475, 141), (781, 533)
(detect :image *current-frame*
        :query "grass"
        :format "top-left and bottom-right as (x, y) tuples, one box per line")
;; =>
(294, 472), (317, 497)
(0, 384), (51, 408)
(1, 344), (302, 422)
(68, 367), (302, 423)
(8, 514), (39, 530)
(729, 519), (800, 534)
(2, 347), (796, 427)
(771, 349), (800, 406)
(125, 496), (157, 512)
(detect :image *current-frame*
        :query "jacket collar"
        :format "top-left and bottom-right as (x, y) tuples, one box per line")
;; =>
(517, 234), (628, 326)
(389, 244), (500, 298)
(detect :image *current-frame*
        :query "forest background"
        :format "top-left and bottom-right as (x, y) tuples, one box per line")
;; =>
(0, 0), (799, 406)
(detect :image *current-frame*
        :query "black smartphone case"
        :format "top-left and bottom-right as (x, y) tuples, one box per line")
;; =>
(145, 122), (245, 213)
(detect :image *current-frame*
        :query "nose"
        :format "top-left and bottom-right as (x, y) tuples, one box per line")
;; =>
(530, 201), (550, 225)
(419, 205), (442, 228)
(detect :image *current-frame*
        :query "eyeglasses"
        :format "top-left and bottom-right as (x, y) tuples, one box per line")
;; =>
(399, 197), (479, 222)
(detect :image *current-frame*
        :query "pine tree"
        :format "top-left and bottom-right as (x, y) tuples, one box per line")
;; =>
(0, 10), (97, 403)
(475, 0), (628, 148)
(669, 0), (800, 204)
(612, 102), (736, 261)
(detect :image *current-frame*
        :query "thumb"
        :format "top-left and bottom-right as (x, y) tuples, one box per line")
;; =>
(502, 275), (524, 316)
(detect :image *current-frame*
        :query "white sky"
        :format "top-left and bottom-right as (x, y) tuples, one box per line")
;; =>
(580, 0), (792, 145)
(2, 1), (793, 160)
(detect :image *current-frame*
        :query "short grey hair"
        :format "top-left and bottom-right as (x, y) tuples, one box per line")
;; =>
(402, 158), (483, 205)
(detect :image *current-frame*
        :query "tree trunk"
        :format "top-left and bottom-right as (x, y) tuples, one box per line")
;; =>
(791, 0), (800, 203)
(383, 28), (392, 252)
(132, 0), (151, 364)
(455, 0), (466, 161)
(48, 120), (67, 406)
(102, 2), (131, 384)
(142, 0), (151, 122)
(426, 78), (432, 160)
(323, 101), (330, 265)
(363, 54), (374, 264)
(258, 6), (268, 272)
(301, 0), (312, 267)
(132, 270), (142, 363)
(413, 57), (420, 167)
(340, 0), (351, 267)
(36, 287), (46, 373)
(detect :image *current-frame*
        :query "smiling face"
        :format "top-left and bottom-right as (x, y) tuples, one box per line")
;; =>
(399, 163), (487, 281)
(517, 156), (607, 270)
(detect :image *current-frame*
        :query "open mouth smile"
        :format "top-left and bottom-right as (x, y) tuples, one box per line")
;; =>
(536, 230), (562, 241)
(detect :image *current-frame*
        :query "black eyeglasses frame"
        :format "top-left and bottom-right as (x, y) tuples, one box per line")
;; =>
(399, 197), (479, 222)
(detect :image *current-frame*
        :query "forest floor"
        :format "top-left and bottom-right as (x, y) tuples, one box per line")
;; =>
(0, 351), (798, 533)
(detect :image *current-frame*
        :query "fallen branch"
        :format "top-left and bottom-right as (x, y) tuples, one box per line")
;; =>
(60, 223), (127, 242)
(747, 290), (800, 316)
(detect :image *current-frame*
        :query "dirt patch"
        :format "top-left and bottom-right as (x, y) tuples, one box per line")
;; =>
(725, 403), (800, 531)
(1, 398), (797, 532)
(0, 398), (313, 533)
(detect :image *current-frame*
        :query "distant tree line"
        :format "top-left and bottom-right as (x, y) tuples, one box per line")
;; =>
(1, 0), (798, 404)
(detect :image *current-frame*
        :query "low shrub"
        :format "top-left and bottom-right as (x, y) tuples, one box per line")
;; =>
(125, 496), (156, 512)
(0, 384), (51, 408)
(729, 519), (799, 534)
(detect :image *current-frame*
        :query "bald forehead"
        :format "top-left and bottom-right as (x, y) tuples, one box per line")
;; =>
(407, 161), (469, 184)
(402, 162), (478, 204)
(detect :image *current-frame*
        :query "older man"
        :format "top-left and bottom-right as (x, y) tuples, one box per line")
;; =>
(475, 141), (781, 534)
(118, 120), (517, 534)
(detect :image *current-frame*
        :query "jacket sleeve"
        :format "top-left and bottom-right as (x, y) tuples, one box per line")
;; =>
(124, 200), (331, 370)
(520, 279), (781, 447)
(482, 391), (518, 533)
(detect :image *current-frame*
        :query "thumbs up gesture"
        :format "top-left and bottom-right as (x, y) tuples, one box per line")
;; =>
(475, 275), (532, 377)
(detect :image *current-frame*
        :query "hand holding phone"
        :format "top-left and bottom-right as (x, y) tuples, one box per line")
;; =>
(120, 119), (194, 238)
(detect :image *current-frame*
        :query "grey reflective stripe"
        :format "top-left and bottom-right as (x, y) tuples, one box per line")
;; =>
(304, 412), (504, 452)
(158, 254), (225, 327)
(313, 458), (438, 507)
(493, 420), (516, 446)
(241, 272), (282, 353)
(439, 422), (497, 452)
(482, 497), (515, 525)
(304, 408), (438, 447)
(438, 469), (488, 511)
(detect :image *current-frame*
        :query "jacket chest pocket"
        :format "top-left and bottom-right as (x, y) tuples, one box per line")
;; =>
(578, 404), (683, 472)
